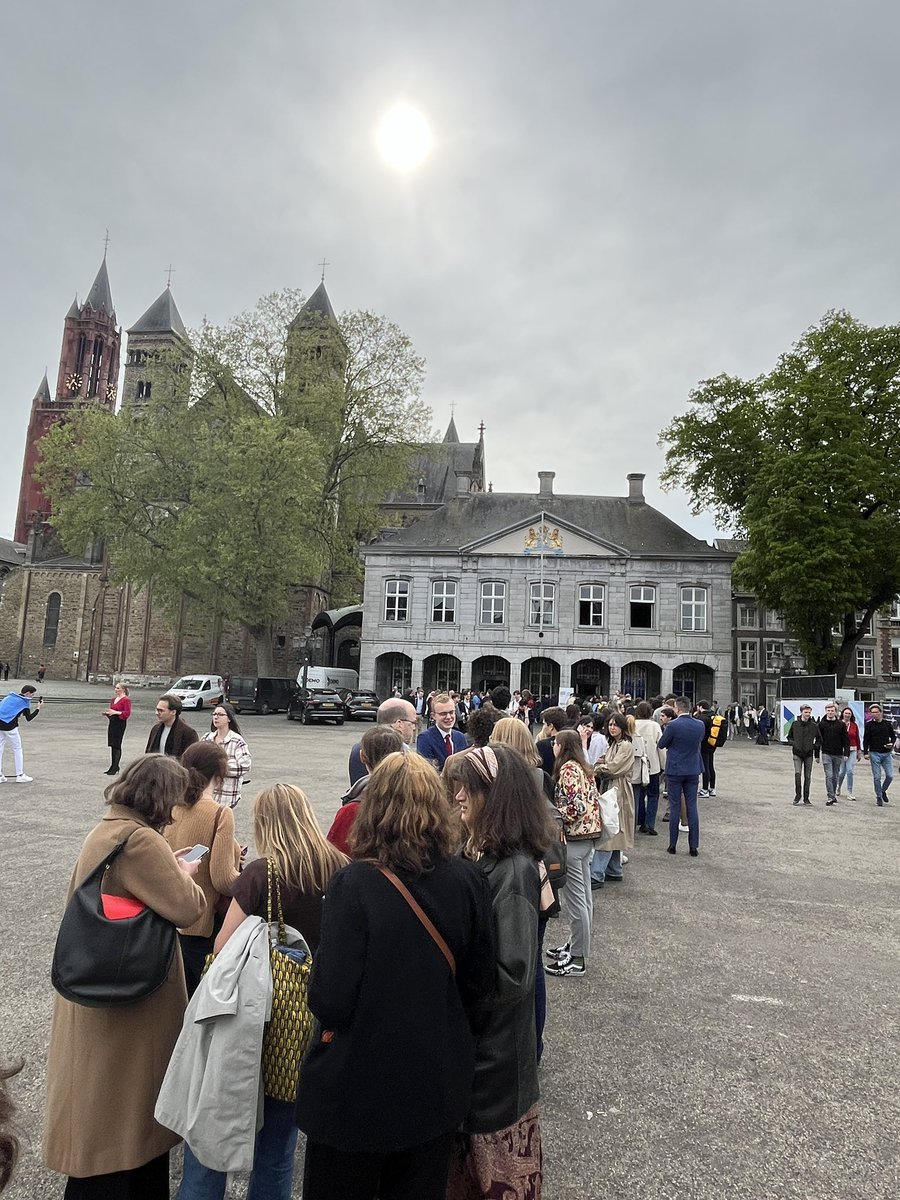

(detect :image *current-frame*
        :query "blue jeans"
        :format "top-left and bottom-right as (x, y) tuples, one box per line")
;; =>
(666, 775), (699, 851)
(178, 1097), (299, 1200)
(590, 848), (622, 882)
(636, 773), (660, 828)
(838, 754), (859, 795)
(821, 753), (843, 803)
(869, 750), (894, 803)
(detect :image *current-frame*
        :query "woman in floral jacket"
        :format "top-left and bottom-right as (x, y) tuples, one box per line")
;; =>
(545, 729), (602, 978)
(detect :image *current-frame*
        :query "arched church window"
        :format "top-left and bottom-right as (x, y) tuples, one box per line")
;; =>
(43, 592), (62, 649)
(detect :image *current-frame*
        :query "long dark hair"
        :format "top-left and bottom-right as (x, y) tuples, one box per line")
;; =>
(210, 702), (242, 736)
(181, 741), (228, 806)
(448, 743), (552, 860)
(607, 713), (632, 742)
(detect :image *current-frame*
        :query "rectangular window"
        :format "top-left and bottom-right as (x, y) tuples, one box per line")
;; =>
(384, 579), (409, 622)
(629, 585), (656, 629)
(855, 610), (872, 636)
(480, 581), (506, 624)
(431, 580), (457, 623)
(765, 641), (785, 672)
(856, 648), (874, 676)
(739, 640), (758, 670)
(892, 644), (900, 675)
(680, 586), (707, 632)
(529, 582), (555, 626)
(891, 597), (900, 622)
(578, 584), (604, 627)
(764, 609), (783, 631)
(737, 603), (758, 628)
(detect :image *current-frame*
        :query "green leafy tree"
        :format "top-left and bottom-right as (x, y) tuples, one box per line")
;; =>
(660, 310), (900, 685)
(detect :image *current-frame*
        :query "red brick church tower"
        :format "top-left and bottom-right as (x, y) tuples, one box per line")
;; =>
(15, 256), (121, 543)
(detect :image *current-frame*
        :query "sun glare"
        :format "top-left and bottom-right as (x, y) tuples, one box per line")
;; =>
(376, 103), (433, 172)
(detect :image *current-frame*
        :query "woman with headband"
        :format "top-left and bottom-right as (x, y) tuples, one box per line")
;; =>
(445, 743), (553, 1200)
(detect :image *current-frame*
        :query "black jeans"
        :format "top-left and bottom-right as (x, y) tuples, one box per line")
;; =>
(179, 932), (214, 998)
(700, 744), (717, 790)
(793, 753), (814, 801)
(302, 1131), (455, 1200)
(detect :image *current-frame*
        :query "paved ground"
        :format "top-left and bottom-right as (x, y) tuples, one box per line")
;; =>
(1, 696), (898, 1199)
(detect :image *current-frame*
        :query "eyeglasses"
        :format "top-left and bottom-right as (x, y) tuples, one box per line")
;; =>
(396, 718), (416, 726)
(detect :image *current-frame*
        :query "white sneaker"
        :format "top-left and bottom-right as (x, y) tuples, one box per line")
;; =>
(621, 854), (629, 865)
(0, 776), (6, 783)
(14, 774), (33, 783)
(709, 788), (717, 796)
(679, 822), (690, 832)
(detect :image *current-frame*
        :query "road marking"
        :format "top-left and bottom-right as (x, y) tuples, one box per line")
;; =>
(731, 994), (784, 1005)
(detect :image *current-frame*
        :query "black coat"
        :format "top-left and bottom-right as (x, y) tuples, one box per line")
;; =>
(144, 717), (198, 758)
(295, 858), (496, 1153)
(465, 853), (541, 1134)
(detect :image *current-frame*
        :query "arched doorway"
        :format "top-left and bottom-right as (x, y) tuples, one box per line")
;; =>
(672, 662), (715, 704)
(471, 656), (510, 693)
(620, 661), (661, 700)
(336, 638), (359, 670)
(571, 658), (610, 700)
(520, 657), (560, 702)
(423, 653), (461, 694)
(375, 652), (412, 697)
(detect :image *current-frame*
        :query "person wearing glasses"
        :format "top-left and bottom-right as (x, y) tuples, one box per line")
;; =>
(348, 698), (418, 785)
(417, 692), (466, 769)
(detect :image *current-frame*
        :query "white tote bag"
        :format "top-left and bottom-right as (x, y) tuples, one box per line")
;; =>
(597, 786), (620, 842)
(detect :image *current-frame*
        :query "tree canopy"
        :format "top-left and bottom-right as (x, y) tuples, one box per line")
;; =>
(37, 290), (432, 671)
(660, 310), (900, 684)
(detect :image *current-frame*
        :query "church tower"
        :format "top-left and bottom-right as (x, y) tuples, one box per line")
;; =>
(122, 284), (192, 410)
(15, 256), (121, 543)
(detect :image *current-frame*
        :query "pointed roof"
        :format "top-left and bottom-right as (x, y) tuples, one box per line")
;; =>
(34, 372), (51, 403)
(127, 287), (189, 340)
(84, 257), (114, 316)
(443, 416), (460, 443)
(66, 296), (80, 319)
(289, 281), (337, 329)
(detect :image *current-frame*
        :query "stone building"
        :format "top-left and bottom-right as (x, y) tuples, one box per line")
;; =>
(359, 470), (736, 701)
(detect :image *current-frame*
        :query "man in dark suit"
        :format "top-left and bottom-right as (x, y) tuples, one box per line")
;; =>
(658, 696), (705, 856)
(145, 693), (199, 759)
(348, 698), (417, 784)
(417, 692), (467, 769)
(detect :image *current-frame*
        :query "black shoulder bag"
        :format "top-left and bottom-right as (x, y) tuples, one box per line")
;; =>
(51, 830), (177, 1007)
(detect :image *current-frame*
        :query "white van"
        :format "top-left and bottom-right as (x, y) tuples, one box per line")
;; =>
(297, 666), (359, 693)
(169, 674), (225, 710)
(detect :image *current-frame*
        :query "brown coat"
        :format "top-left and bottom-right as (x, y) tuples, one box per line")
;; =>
(145, 716), (199, 758)
(595, 738), (635, 851)
(164, 798), (241, 936)
(43, 806), (205, 1178)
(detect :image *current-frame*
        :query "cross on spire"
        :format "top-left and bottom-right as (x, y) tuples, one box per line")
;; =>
(318, 257), (330, 282)
(166, 264), (175, 289)
(478, 421), (485, 437)
(103, 228), (110, 257)
(450, 398), (456, 418)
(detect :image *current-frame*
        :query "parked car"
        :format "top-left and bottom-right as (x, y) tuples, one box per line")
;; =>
(287, 688), (346, 725)
(344, 690), (380, 720)
(169, 674), (224, 710)
(227, 676), (297, 715)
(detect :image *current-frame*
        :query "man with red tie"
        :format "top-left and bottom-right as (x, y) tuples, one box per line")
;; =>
(417, 692), (467, 768)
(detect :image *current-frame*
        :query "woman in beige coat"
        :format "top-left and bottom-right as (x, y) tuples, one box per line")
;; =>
(590, 713), (636, 885)
(44, 755), (205, 1200)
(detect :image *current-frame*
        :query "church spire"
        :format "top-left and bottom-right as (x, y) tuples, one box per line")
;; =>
(84, 256), (115, 317)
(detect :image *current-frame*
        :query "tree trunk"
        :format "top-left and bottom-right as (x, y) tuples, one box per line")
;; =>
(248, 624), (275, 676)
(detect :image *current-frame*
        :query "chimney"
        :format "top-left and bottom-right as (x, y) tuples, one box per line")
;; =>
(627, 473), (645, 504)
(538, 471), (555, 499)
(455, 470), (471, 497)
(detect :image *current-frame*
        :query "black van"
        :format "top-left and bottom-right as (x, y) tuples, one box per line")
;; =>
(226, 676), (297, 715)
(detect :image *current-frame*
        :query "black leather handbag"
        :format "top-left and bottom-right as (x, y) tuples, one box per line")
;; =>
(51, 831), (177, 1007)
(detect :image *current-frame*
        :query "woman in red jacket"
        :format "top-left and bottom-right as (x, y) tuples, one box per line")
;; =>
(102, 683), (132, 775)
(838, 706), (862, 800)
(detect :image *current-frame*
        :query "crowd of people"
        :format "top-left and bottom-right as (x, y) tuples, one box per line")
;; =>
(786, 700), (897, 806)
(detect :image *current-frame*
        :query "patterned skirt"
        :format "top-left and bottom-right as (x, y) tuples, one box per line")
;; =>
(446, 1104), (542, 1199)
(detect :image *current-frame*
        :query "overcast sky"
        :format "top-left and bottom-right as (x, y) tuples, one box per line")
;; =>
(3, 0), (899, 544)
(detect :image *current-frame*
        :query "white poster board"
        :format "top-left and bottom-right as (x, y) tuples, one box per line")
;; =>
(777, 698), (865, 742)
(557, 687), (575, 708)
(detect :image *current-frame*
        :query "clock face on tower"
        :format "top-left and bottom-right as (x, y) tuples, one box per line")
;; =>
(66, 372), (83, 394)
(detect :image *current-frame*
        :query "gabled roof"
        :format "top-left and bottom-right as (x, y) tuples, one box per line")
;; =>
(65, 296), (80, 319)
(370, 492), (730, 558)
(382, 440), (482, 508)
(34, 372), (51, 404)
(127, 287), (189, 340)
(0, 537), (25, 567)
(84, 257), (114, 316)
(289, 281), (337, 329)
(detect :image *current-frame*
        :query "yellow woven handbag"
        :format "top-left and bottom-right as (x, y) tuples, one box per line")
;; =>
(261, 858), (314, 1102)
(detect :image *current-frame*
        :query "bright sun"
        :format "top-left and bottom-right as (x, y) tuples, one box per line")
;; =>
(375, 103), (433, 172)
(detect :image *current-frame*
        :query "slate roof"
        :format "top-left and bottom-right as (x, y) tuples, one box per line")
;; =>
(34, 373), (51, 403)
(713, 538), (748, 554)
(372, 492), (733, 558)
(66, 296), (80, 319)
(84, 257), (114, 316)
(383, 440), (481, 507)
(0, 538), (24, 568)
(289, 281), (337, 329)
(443, 416), (460, 443)
(127, 287), (189, 340)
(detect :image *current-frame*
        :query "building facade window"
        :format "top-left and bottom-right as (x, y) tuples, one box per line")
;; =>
(856, 648), (874, 676)
(629, 585), (656, 629)
(480, 581), (506, 625)
(891, 597), (900, 622)
(43, 592), (62, 649)
(737, 603), (759, 628)
(578, 584), (604, 627)
(383, 579), (409, 622)
(431, 580), (457, 623)
(764, 609), (784, 631)
(529, 582), (555, 626)
(765, 640), (785, 672)
(892, 644), (900, 675)
(136, 380), (152, 400)
(431, 655), (461, 693)
(739, 640), (758, 670)
(680, 586), (707, 632)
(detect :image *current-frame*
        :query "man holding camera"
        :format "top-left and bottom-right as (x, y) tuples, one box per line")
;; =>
(0, 684), (43, 783)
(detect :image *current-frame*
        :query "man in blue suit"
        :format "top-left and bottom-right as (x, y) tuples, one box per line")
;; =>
(658, 696), (705, 856)
(417, 692), (467, 769)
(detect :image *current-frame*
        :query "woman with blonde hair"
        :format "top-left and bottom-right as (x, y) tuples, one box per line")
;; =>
(178, 784), (346, 1200)
(296, 752), (495, 1200)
